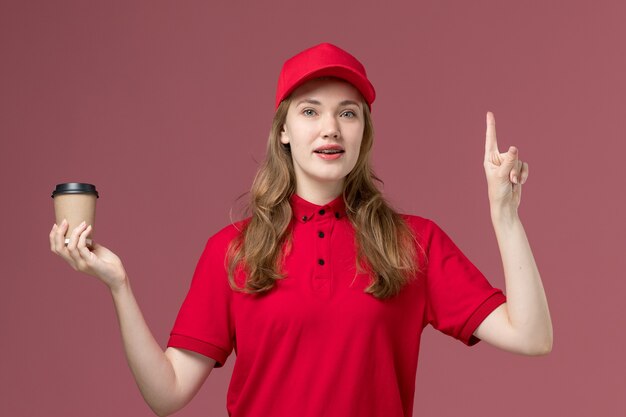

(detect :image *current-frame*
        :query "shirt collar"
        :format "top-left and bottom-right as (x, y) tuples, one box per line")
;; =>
(290, 193), (347, 223)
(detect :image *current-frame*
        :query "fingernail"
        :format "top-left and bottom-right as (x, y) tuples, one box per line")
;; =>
(80, 221), (86, 227)
(62, 219), (67, 225)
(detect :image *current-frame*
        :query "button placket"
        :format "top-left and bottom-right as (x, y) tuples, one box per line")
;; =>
(313, 207), (332, 295)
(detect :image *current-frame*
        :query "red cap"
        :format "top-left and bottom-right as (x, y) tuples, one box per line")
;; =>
(275, 42), (376, 111)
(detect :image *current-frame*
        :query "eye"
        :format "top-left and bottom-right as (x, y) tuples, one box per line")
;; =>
(341, 110), (357, 118)
(302, 108), (317, 116)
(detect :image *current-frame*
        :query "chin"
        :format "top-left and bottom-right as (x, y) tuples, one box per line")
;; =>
(315, 170), (351, 181)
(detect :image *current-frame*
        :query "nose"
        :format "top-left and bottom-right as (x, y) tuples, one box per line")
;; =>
(321, 114), (340, 139)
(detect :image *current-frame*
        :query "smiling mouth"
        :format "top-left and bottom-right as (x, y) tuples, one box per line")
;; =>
(314, 150), (344, 154)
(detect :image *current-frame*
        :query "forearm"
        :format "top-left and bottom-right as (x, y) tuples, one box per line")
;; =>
(109, 278), (182, 416)
(490, 208), (553, 353)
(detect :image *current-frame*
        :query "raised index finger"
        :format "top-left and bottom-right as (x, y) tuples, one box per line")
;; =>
(485, 111), (499, 156)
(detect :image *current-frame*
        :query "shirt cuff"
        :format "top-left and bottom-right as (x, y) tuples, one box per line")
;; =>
(167, 333), (229, 368)
(460, 291), (507, 346)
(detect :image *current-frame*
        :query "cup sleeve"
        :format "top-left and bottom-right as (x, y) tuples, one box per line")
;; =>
(422, 219), (507, 346)
(167, 230), (236, 367)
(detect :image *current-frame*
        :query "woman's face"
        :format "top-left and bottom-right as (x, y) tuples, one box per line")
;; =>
(280, 78), (365, 195)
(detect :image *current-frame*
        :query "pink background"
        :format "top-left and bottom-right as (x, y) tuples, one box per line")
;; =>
(1, 1), (624, 416)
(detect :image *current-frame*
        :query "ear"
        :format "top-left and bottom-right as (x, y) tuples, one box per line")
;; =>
(280, 124), (289, 145)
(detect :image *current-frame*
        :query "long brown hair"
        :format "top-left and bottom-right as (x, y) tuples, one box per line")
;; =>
(226, 80), (421, 299)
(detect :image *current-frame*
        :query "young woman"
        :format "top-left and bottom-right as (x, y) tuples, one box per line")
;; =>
(49, 43), (552, 417)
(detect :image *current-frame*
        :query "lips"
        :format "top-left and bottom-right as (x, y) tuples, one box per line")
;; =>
(314, 144), (345, 154)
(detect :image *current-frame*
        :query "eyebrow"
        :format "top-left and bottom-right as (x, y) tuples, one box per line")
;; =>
(295, 99), (362, 108)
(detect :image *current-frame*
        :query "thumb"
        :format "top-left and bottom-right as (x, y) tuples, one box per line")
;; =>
(498, 146), (519, 177)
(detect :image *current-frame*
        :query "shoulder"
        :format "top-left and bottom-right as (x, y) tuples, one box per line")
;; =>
(398, 213), (433, 229)
(203, 217), (251, 252)
(397, 213), (461, 259)
(398, 213), (443, 242)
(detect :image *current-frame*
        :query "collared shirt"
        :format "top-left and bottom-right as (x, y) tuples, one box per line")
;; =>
(168, 193), (506, 417)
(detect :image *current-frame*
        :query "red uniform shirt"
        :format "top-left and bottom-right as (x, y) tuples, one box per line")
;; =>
(168, 193), (506, 417)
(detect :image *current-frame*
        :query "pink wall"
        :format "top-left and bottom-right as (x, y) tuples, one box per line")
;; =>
(1, 1), (624, 416)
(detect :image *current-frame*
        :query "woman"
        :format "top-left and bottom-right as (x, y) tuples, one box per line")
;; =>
(49, 43), (552, 417)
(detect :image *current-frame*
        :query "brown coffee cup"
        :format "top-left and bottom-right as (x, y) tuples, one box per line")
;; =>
(51, 183), (99, 247)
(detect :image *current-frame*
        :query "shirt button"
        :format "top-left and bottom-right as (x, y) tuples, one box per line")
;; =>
(318, 259), (325, 266)
(335, 212), (340, 219)
(318, 209), (325, 215)
(302, 215), (308, 222)
(318, 231), (324, 238)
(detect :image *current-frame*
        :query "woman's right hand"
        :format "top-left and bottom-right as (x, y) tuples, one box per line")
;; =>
(49, 219), (128, 291)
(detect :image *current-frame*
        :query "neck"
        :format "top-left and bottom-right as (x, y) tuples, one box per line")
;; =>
(295, 180), (343, 206)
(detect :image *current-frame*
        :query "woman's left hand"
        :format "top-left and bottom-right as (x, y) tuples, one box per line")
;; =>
(483, 111), (528, 214)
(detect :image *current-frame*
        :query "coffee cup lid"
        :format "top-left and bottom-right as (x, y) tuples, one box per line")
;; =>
(51, 183), (99, 198)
